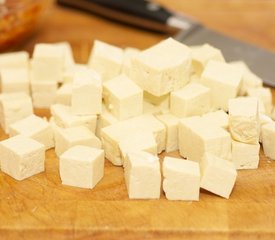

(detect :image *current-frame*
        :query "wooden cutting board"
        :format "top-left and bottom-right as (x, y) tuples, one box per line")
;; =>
(1, 1), (275, 239)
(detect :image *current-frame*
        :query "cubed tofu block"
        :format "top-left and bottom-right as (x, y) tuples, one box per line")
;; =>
(201, 60), (242, 111)
(51, 104), (97, 133)
(55, 83), (72, 105)
(88, 40), (123, 81)
(229, 97), (260, 144)
(124, 151), (161, 199)
(54, 125), (101, 156)
(155, 113), (179, 153)
(200, 153), (237, 199)
(163, 157), (200, 201)
(0, 68), (30, 94)
(170, 82), (211, 117)
(59, 145), (104, 189)
(71, 67), (102, 115)
(0, 93), (33, 133)
(121, 47), (140, 78)
(179, 117), (231, 162)
(0, 135), (45, 180)
(131, 38), (192, 96)
(259, 114), (273, 143)
(9, 114), (54, 150)
(201, 110), (229, 129)
(103, 74), (143, 120)
(231, 140), (260, 169)
(143, 91), (170, 114)
(272, 106), (275, 121)
(0, 51), (29, 69)
(262, 122), (275, 160)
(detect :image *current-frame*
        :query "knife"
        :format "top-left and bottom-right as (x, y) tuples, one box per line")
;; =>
(57, 0), (275, 87)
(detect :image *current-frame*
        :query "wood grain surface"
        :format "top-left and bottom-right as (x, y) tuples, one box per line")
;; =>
(1, 0), (275, 239)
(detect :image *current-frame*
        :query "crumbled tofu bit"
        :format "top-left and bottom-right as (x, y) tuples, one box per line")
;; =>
(124, 151), (161, 199)
(103, 74), (143, 120)
(131, 38), (192, 97)
(88, 40), (124, 81)
(0, 135), (45, 180)
(170, 82), (211, 118)
(163, 157), (200, 201)
(262, 122), (275, 160)
(60, 145), (104, 189)
(228, 97), (260, 144)
(201, 60), (243, 111)
(0, 51), (29, 69)
(200, 153), (237, 199)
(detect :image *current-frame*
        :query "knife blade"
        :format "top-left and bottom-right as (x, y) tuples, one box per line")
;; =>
(57, 0), (275, 87)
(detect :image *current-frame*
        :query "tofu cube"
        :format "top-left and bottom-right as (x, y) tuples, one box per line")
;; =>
(170, 82), (211, 118)
(201, 110), (229, 129)
(0, 135), (45, 180)
(54, 125), (101, 156)
(0, 93), (33, 134)
(229, 97), (260, 144)
(200, 153), (237, 199)
(72, 68), (102, 115)
(0, 68), (30, 94)
(201, 60), (242, 111)
(55, 83), (72, 106)
(262, 122), (275, 160)
(122, 47), (140, 78)
(143, 91), (170, 114)
(163, 157), (200, 201)
(231, 140), (260, 169)
(103, 74), (143, 120)
(124, 151), (161, 199)
(88, 40), (123, 81)
(131, 38), (192, 97)
(60, 145), (104, 189)
(0, 51), (29, 69)
(9, 114), (54, 150)
(259, 114), (273, 143)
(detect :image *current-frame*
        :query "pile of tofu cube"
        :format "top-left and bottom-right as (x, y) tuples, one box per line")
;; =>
(0, 38), (275, 201)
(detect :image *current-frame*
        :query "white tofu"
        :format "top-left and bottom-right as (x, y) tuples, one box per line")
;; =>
(0, 68), (30, 94)
(191, 43), (225, 75)
(88, 40), (123, 81)
(55, 82), (72, 106)
(201, 60), (242, 111)
(53, 42), (75, 68)
(103, 74), (143, 120)
(143, 91), (170, 114)
(163, 157), (200, 201)
(59, 145), (104, 189)
(101, 114), (166, 166)
(131, 38), (192, 97)
(155, 113), (179, 153)
(262, 122), (275, 160)
(54, 125), (101, 156)
(9, 114), (54, 150)
(228, 97), (260, 144)
(122, 47), (140, 78)
(0, 51), (29, 69)
(259, 114), (273, 143)
(124, 151), (161, 199)
(0, 135), (45, 180)
(201, 110), (229, 129)
(200, 153), (237, 199)
(0, 93), (33, 134)
(178, 117), (231, 162)
(71, 67), (102, 115)
(170, 82), (211, 118)
(231, 140), (260, 169)
(272, 106), (275, 121)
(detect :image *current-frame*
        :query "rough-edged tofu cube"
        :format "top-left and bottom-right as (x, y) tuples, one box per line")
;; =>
(191, 44), (225, 75)
(131, 38), (192, 97)
(122, 47), (140, 78)
(155, 113), (179, 153)
(201, 60), (242, 111)
(55, 83), (72, 106)
(200, 153), (237, 199)
(179, 117), (231, 162)
(60, 145), (104, 189)
(201, 110), (229, 129)
(0, 135), (45, 180)
(259, 114), (273, 143)
(143, 91), (170, 114)
(0, 93), (33, 133)
(9, 114), (54, 150)
(170, 82), (211, 118)
(51, 104), (97, 133)
(229, 97), (260, 144)
(163, 157), (200, 201)
(54, 125), (102, 156)
(124, 151), (161, 199)
(0, 68), (29, 94)
(262, 122), (275, 160)
(231, 140), (260, 169)
(88, 40), (123, 81)
(0, 51), (29, 68)
(103, 74), (143, 120)
(72, 67), (102, 115)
